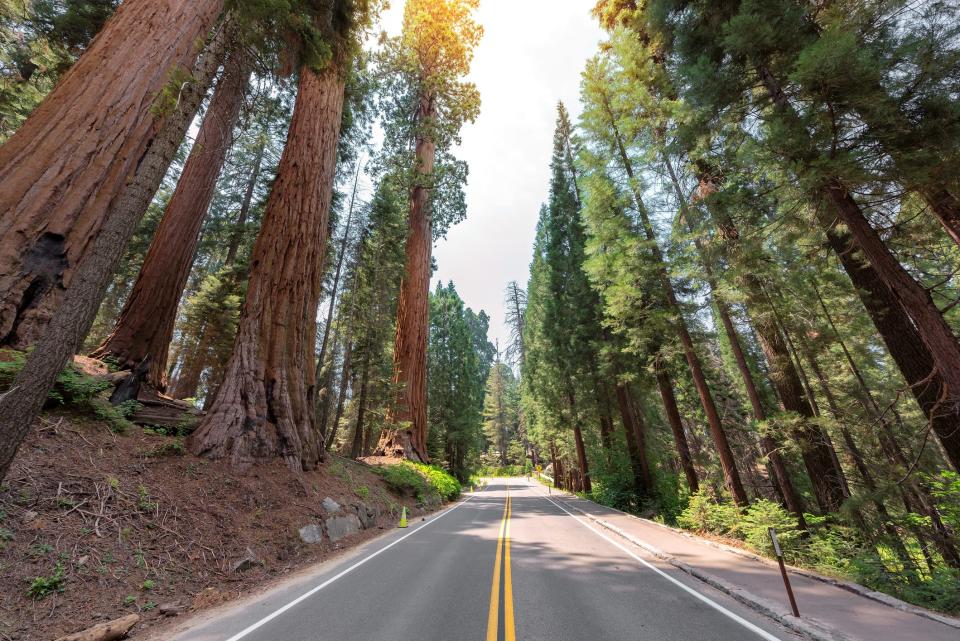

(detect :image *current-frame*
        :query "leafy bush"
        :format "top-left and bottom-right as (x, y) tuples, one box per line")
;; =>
(740, 499), (799, 555)
(677, 490), (742, 537)
(476, 464), (526, 477)
(927, 471), (960, 530)
(409, 462), (460, 501)
(0, 350), (137, 431)
(590, 478), (637, 513)
(27, 562), (65, 599)
(376, 461), (460, 503)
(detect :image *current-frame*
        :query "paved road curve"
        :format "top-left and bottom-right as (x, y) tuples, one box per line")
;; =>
(167, 479), (800, 641)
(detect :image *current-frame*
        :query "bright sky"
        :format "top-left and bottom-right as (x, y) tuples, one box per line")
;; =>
(378, 1), (605, 352)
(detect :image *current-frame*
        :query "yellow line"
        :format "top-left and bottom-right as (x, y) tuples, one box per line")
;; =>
(504, 492), (515, 641)
(486, 489), (509, 641)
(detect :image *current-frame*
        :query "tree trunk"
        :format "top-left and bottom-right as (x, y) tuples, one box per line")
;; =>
(169, 321), (209, 400)
(188, 65), (346, 472)
(823, 181), (960, 405)
(615, 382), (651, 498)
(349, 356), (370, 459)
(567, 387), (592, 493)
(597, 389), (614, 453)
(654, 361), (700, 493)
(326, 338), (353, 452)
(607, 114), (746, 505)
(92, 54), (250, 390)
(223, 136), (266, 267)
(375, 94), (436, 462)
(670, 161), (806, 520)
(0, 27), (224, 481)
(757, 65), (960, 463)
(820, 214), (960, 472)
(0, 0), (225, 348)
(313, 163), (362, 407)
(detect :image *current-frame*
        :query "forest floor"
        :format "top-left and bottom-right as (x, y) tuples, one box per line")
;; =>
(0, 412), (433, 641)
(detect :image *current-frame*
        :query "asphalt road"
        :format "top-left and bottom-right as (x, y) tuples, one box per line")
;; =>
(168, 479), (799, 641)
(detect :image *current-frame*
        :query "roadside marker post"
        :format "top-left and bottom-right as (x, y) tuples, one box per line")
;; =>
(768, 527), (799, 617)
(398, 506), (408, 528)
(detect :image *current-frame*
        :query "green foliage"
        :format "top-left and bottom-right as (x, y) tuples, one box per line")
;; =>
(143, 437), (186, 458)
(426, 282), (493, 480)
(136, 485), (157, 513)
(677, 491), (743, 538)
(740, 500), (799, 555)
(27, 562), (65, 599)
(354, 485), (369, 499)
(376, 461), (460, 503)
(409, 462), (461, 501)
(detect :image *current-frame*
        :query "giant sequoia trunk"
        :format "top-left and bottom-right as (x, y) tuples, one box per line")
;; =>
(92, 54), (250, 390)
(375, 95), (436, 462)
(567, 387), (592, 493)
(823, 182), (960, 412)
(0, 26), (224, 481)
(188, 65), (346, 471)
(0, 0), (224, 348)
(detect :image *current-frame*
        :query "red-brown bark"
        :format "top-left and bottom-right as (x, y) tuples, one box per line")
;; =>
(567, 387), (592, 493)
(821, 219), (960, 472)
(616, 382), (651, 497)
(0, 0), (224, 348)
(654, 362), (700, 494)
(188, 65), (346, 471)
(606, 114), (746, 505)
(375, 95), (436, 462)
(823, 181), (960, 409)
(92, 54), (250, 389)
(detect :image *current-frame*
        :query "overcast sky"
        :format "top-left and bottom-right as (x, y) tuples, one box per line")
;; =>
(377, 1), (605, 352)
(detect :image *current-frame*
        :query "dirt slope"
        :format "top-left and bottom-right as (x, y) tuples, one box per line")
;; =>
(0, 412), (430, 641)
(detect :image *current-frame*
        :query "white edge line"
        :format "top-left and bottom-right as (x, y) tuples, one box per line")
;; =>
(538, 492), (785, 641)
(221, 495), (474, 641)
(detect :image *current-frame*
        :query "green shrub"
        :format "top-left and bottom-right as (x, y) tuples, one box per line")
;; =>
(409, 462), (460, 501)
(741, 499), (799, 555)
(0, 351), (139, 431)
(927, 471), (960, 530)
(590, 478), (636, 513)
(376, 462), (460, 503)
(27, 562), (65, 599)
(90, 398), (141, 433)
(143, 437), (186, 457)
(677, 490), (742, 537)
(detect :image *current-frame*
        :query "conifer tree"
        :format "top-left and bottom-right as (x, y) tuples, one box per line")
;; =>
(373, 0), (481, 461)
(189, 0), (375, 471)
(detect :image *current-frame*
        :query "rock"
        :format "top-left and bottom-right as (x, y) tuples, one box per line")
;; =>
(324, 514), (361, 542)
(53, 613), (139, 641)
(22, 510), (38, 522)
(298, 524), (323, 544)
(355, 502), (379, 529)
(158, 601), (184, 617)
(321, 497), (341, 513)
(230, 547), (260, 572)
(76, 555), (89, 566)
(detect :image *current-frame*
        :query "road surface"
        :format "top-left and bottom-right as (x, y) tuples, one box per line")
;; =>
(167, 478), (800, 641)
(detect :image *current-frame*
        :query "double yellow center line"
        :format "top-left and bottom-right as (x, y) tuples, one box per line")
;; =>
(486, 487), (515, 641)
